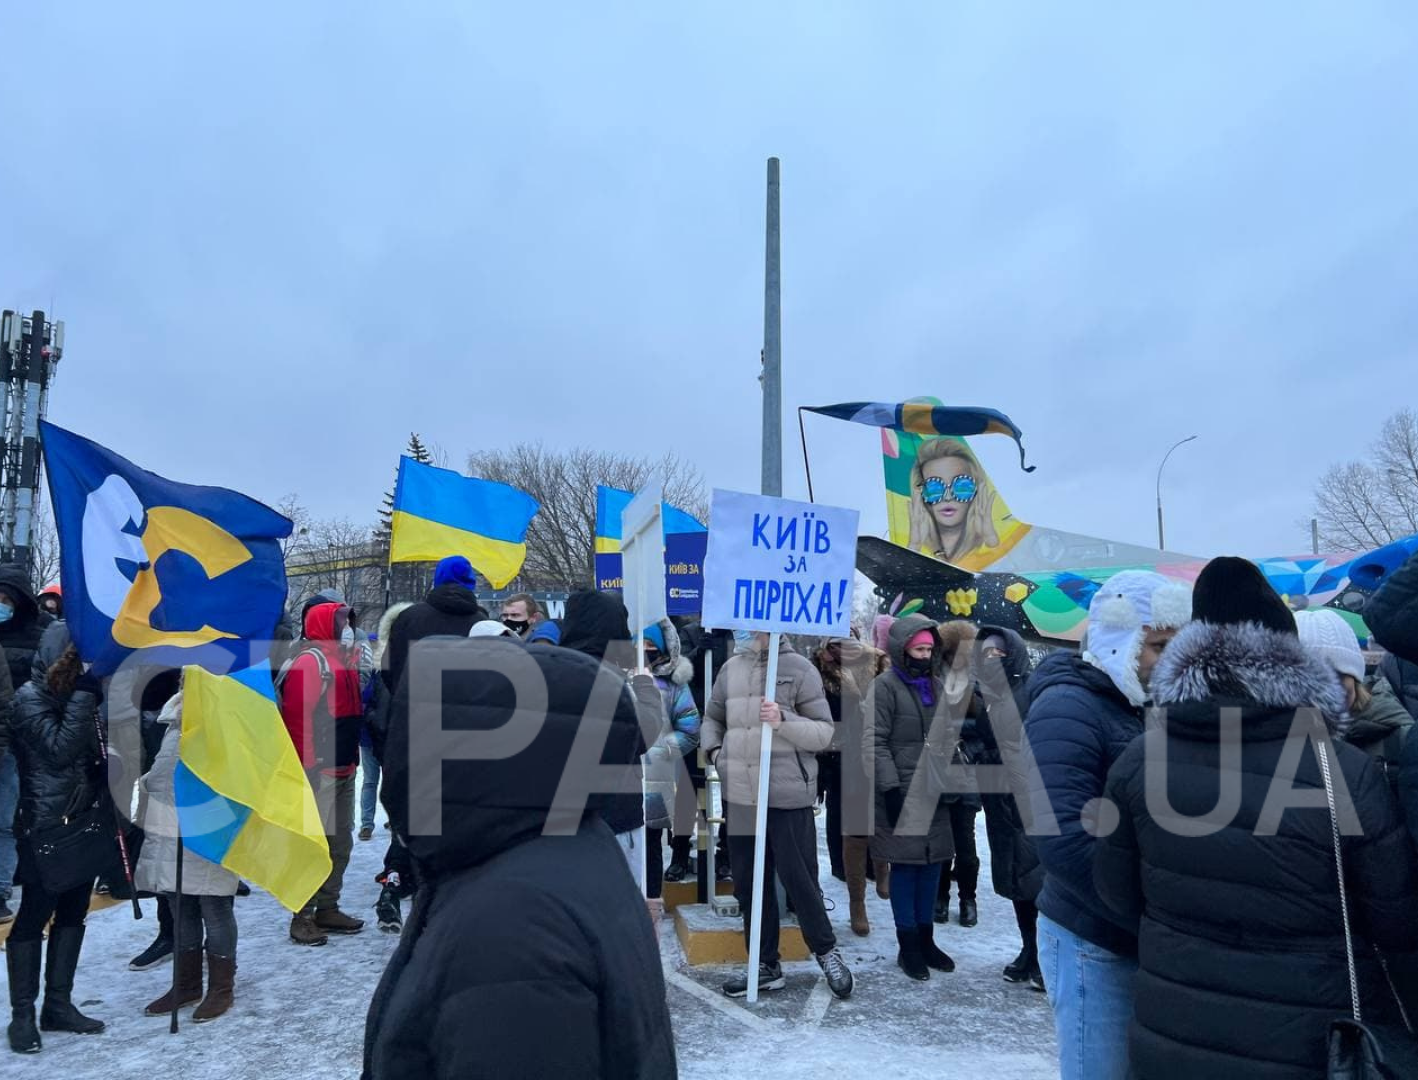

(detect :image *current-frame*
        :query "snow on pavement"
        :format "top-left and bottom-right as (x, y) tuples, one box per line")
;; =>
(1, 807), (1058, 1078)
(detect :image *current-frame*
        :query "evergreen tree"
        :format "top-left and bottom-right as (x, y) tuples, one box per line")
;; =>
(375, 433), (433, 545)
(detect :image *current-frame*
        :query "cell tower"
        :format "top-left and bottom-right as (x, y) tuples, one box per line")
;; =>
(0, 309), (62, 569)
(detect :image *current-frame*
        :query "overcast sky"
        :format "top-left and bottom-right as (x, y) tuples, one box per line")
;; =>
(3, 2), (1415, 561)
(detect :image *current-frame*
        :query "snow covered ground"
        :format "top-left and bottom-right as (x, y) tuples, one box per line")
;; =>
(1, 802), (1058, 1078)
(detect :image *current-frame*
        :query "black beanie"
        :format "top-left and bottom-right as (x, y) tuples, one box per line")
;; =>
(1191, 556), (1296, 635)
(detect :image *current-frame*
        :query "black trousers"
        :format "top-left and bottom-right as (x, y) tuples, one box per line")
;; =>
(939, 801), (981, 903)
(378, 835), (417, 897)
(646, 828), (664, 900)
(726, 804), (835, 965)
(11, 879), (91, 944)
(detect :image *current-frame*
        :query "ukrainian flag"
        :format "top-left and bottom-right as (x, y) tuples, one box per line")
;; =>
(175, 666), (330, 912)
(389, 457), (540, 589)
(595, 485), (704, 554)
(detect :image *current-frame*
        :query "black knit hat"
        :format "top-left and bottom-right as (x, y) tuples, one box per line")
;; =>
(1191, 556), (1296, 635)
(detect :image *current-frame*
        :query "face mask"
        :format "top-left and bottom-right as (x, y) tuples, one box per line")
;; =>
(340, 626), (355, 647)
(0, 603), (13, 625)
(502, 618), (530, 636)
(733, 629), (755, 650)
(904, 654), (934, 677)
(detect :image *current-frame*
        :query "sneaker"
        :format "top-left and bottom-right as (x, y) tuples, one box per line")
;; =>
(129, 935), (174, 970)
(816, 948), (854, 1000)
(722, 963), (786, 998)
(715, 860), (732, 883)
(359, 826), (374, 841)
(314, 907), (366, 935)
(290, 912), (329, 947)
(1003, 948), (1033, 983)
(1029, 966), (1046, 993)
(375, 885), (403, 934)
(235, 880), (251, 897)
(0, 899), (13, 925)
(663, 857), (690, 883)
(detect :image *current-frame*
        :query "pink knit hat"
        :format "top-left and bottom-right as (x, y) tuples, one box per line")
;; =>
(907, 629), (936, 652)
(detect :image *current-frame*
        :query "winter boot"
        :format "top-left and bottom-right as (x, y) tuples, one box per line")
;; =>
(917, 924), (956, 973)
(289, 910), (328, 947)
(6, 938), (42, 1054)
(1030, 966), (1046, 993)
(721, 963), (786, 998)
(1004, 942), (1038, 983)
(663, 854), (691, 884)
(873, 860), (891, 899)
(144, 949), (203, 1016)
(896, 928), (929, 981)
(816, 948), (854, 1000)
(959, 898), (979, 928)
(192, 952), (235, 1023)
(129, 933), (173, 971)
(314, 907), (365, 935)
(39, 927), (104, 1035)
(842, 836), (871, 936)
(375, 884), (403, 934)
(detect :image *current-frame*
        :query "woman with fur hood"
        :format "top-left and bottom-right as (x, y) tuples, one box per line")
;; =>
(1095, 558), (1418, 1080)
(813, 635), (889, 936)
(867, 616), (977, 980)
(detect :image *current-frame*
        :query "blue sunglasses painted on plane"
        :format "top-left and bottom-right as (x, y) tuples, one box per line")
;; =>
(921, 474), (978, 505)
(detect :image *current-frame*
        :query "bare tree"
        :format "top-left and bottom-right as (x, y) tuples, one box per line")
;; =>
(1313, 408), (1418, 550)
(274, 494), (312, 561)
(466, 444), (707, 589)
(30, 497), (61, 588)
(286, 515), (384, 614)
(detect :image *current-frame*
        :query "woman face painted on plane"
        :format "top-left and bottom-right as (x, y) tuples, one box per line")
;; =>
(907, 438), (1000, 565)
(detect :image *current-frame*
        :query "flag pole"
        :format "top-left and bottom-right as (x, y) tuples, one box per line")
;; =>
(169, 829), (184, 1034)
(746, 631), (781, 1004)
(796, 408), (815, 503)
(94, 710), (142, 920)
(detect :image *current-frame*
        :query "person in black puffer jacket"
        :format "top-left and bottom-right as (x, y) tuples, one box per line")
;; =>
(363, 637), (675, 1080)
(1025, 570), (1192, 1080)
(6, 623), (107, 1053)
(380, 557), (488, 697)
(1095, 557), (1418, 1080)
(972, 626), (1045, 987)
(0, 565), (53, 698)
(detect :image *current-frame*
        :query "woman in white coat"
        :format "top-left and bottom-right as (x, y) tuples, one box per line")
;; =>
(134, 689), (239, 1022)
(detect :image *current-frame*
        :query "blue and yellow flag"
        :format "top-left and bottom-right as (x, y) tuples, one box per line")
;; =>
(40, 421), (293, 675)
(389, 456), (540, 589)
(41, 422), (329, 912)
(594, 485), (708, 615)
(174, 666), (330, 912)
(803, 401), (1036, 472)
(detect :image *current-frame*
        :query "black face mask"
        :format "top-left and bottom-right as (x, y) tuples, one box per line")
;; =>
(904, 655), (934, 678)
(502, 618), (530, 636)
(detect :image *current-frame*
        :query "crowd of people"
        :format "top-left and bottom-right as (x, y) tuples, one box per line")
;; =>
(1, 540), (1417, 1078)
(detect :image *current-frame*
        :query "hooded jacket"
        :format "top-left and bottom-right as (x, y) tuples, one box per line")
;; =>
(813, 637), (889, 837)
(1367, 551), (1418, 664)
(559, 591), (632, 663)
(645, 617), (700, 760)
(702, 637), (833, 811)
(1095, 620), (1418, 1080)
(382, 584), (488, 696)
(364, 638), (675, 1080)
(1024, 648), (1145, 956)
(9, 623), (103, 846)
(0, 564), (53, 699)
(279, 602), (364, 776)
(865, 615), (963, 866)
(973, 626), (1043, 904)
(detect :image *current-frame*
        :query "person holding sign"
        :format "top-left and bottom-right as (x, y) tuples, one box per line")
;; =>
(701, 632), (853, 1000)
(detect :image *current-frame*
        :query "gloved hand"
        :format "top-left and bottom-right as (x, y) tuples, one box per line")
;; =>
(883, 788), (905, 829)
(644, 743), (673, 766)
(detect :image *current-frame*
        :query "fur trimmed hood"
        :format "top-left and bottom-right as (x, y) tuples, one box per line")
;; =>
(377, 603), (414, 665)
(813, 638), (889, 700)
(647, 618), (692, 687)
(1151, 620), (1348, 733)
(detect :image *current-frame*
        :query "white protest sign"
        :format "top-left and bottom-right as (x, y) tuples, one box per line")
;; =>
(621, 479), (667, 641)
(702, 489), (859, 636)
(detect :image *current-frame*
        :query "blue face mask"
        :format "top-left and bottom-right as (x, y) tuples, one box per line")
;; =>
(0, 604), (14, 625)
(733, 629), (755, 649)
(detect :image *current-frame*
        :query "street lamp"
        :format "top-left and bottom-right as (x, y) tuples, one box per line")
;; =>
(1156, 435), (1198, 551)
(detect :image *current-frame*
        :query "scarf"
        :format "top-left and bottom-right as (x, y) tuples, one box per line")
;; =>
(894, 665), (936, 708)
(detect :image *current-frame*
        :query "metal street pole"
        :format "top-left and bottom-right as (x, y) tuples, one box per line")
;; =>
(1156, 435), (1198, 550)
(761, 158), (782, 498)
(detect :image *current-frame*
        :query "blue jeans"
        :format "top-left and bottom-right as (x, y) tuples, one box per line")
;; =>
(1036, 913), (1138, 1080)
(888, 863), (944, 929)
(359, 744), (380, 832)
(0, 750), (17, 901)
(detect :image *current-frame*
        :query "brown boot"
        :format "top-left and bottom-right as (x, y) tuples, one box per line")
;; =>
(289, 910), (328, 947)
(192, 952), (235, 1023)
(843, 837), (871, 936)
(874, 860), (891, 900)
(144, 949), (203, 1015)
(314, 908), (365, 935)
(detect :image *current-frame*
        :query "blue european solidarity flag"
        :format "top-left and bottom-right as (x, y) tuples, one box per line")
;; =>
(40, 422), (293, 676)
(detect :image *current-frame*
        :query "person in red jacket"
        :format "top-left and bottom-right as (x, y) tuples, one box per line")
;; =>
(278, 601), (365, 946)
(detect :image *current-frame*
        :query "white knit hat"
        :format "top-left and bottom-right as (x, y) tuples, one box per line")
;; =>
(1294, 609), (1365, 682)
(1083, 570), (1193, 706)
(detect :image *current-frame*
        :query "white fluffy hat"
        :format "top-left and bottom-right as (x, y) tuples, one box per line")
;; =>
(1083, 570), (1193, 706)
(1294, 609), (1365, 682)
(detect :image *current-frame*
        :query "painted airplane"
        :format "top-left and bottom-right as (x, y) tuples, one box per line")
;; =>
(815, 402), (1418, 645)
